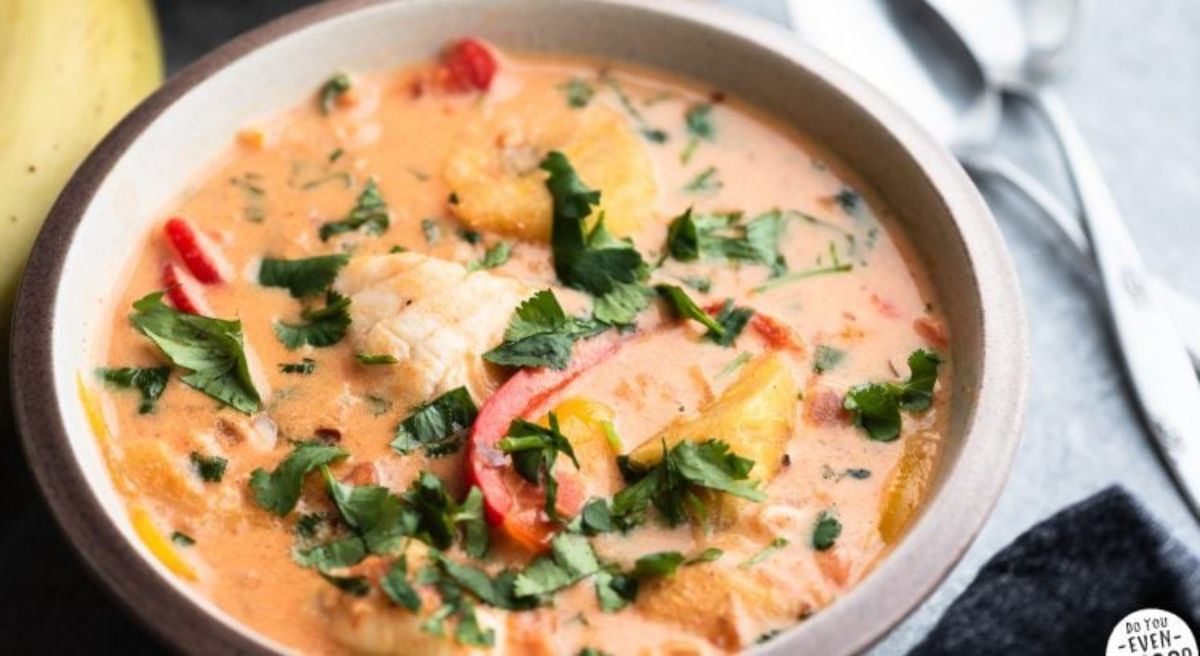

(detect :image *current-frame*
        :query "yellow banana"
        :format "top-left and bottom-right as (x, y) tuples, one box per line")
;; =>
(0, 0), (163, 352)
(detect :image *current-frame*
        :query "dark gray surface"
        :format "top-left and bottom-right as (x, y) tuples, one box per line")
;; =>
(2, 0), (1196, 653)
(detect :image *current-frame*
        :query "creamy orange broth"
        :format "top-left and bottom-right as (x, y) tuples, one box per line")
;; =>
(92, 45), (950, 655)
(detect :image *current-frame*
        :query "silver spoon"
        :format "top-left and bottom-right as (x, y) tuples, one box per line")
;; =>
(902, 0), (1200, 519)
(786, 0), (1200, 368)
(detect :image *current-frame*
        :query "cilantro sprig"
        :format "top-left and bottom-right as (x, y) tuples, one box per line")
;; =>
(612, 439), (765, 528)
(483, 289), (604, 370)
(843, 349), (942, 442)
(664, 207), (788, 276)
(390, 387), (478, 457)
(543, 152), (651, 327)
(498, 413), (580, 521)
(129, 292), (261, 414)
(250, 441), (348, 516)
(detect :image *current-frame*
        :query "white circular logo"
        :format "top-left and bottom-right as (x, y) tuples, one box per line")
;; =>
(1107, 609), (1198, 656)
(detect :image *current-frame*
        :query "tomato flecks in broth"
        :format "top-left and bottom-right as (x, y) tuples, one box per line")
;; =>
(92, 42), (950, 655)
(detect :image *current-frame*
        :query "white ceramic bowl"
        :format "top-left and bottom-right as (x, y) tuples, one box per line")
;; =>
(10, 0), (1027, 653)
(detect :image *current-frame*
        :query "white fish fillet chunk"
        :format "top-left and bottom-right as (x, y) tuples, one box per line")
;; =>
(335, 253), (530, 407)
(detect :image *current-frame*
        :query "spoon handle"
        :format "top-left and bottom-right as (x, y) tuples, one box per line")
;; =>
(963, 151), (1200, 370)
(1023, 85), (1200, 517)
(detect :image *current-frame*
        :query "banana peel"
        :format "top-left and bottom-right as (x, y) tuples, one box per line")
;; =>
(0, 0), (163, 354)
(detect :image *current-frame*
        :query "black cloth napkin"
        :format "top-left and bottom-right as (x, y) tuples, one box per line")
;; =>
(911, 485), (1200, 655)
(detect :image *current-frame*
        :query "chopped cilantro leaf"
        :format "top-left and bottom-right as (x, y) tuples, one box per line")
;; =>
(458, 228), (482, 244)
(129, 292), (261, 414)
(319, 571), (370, 597)
(95, 366), (170, 414)
(741, 537), (789, 568)
(294, 535), (368, 570)
(844, 349), (941, 441)
(612, 439), (764, 528)
(631, 551), (684, 578)
(655, 284), (724, 334)
(594, 569), (638, 612)
(813, 345), (845, 374)
(681, 102), (715, 164)
(404, 473), (490, 557)
(382, 557), (421, 611)
(279, 358), (316, 374)
(705, 299), (754, 347)
(319, 179), (389, 241)
(258, 253), (349, 298)
(466, 241), (511, 272)
(273, 291), (351, 349)
(249, 441), (347, 516)
(483, 289), (604, 371)
(390, 387), (478, 457)
(170, 531), (195, 547)
(679, 276), (712, 293)
(812, 511), (842, 551)
(682, 166), (721, 194)
(318, 73), (351, 114)
(190, 452), (228, 482)
(498, 413), (579, 520)
(570, 498), (615, 536)
(514, 533), (600, 598)
(542, 151), (651, 327)
(686, 547), (724, 564)
(560, 77), (596, 108)
(579, 649), (614, 656)
(664, 208), (787, 274)
(356, 353), (397, 365)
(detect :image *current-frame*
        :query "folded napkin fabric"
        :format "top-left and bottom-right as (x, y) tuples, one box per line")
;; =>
(911, 485), (1200, 655)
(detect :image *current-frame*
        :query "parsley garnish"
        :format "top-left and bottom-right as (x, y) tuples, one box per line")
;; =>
(705, 299), (754, 347)
(560, 78), (596, 108)
(258, 253), (349, 298)
(483, 289), (604, 370)
(279, 358), (316, 374)
(318, 73), (351, 114)
(319, 179), (389, 241)
(273, 291), (351, 349)
(655, 284), (724, 334)
(390, 387), (478, 457)
(190, 452), (227, 482)
(843, 349), (941, 441)
(249, 441), (348, 516)
(129, 292), (261, 414)
(355, 353), (397, 365)
(741, 537), (789, 568)
(612, 439), (765, 528)
(812, 510), (842, 551)
(813, 345), (845, 374)
(542, 151), (651, 327)
(466, 241), (511, 271)
(680, 102), (715, 164)
(497, 413), (579, 520)
(95, 366), (170, 414)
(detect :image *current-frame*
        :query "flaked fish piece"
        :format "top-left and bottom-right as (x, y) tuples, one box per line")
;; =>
(335, 252), (530, 408)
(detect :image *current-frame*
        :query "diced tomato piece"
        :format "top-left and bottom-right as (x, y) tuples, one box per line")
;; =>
(161, 263), (210, 315)
(163, 217), (229, 284)
(913, 316), (949, 347)
(465, 333), (622, 551)
(870, 293), (901, 318)
(442, 37), (497, 92)
(703, 303), (804, 353)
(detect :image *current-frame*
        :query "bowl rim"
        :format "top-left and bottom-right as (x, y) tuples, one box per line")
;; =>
(9, 0), (1028, 653)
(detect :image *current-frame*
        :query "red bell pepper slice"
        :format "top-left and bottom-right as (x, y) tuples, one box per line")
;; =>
(161, 262), (209, 315)
(163, 217), (229, 284)
(465, 333), (622, 551)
